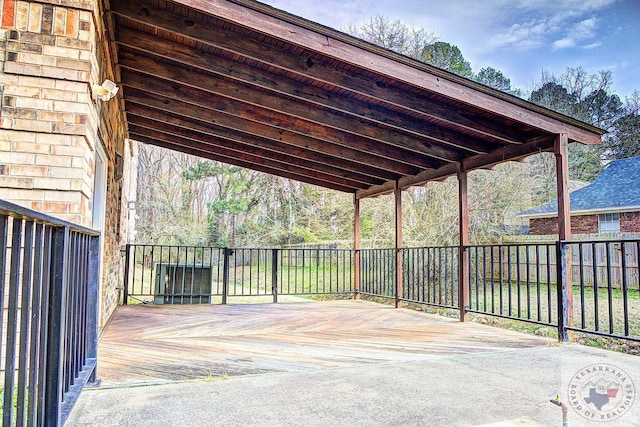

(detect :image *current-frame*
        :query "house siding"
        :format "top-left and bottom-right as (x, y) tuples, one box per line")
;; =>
(0, 0), (136, 327)
(529, 211), (640, 235)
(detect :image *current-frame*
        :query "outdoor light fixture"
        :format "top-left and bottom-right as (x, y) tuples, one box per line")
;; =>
(92, 79), (119, 101)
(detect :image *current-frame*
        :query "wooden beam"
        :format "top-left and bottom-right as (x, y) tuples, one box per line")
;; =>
(125, 104), (383, 186)
(359, 137), (556, 199)
(395, 182), (403, 309)
(131, 133), (356, 194)
(118, 64), (430, 174)
(110, 0), (604, 145)
(457, 167), (470, 322)
(118, 50), (446, 170)
(128, 127), (360, 192)
(353, 195), (361, 300)
(356, 181), (396, 200)
(115, 27), (492, 158)
(396, 138), (556, 191)
(122, 85), (406, 180)
(555, 134), (571, 241)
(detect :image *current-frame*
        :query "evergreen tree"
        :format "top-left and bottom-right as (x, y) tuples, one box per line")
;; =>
(421, 41), (473, 78)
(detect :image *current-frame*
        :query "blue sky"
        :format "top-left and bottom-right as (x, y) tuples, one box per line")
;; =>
(260, 0), (639, 99)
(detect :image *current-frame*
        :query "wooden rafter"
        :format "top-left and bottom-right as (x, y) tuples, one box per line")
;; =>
(107, 0), (604, 197)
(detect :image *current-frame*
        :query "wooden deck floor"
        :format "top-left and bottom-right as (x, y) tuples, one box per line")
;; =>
(97, 300), (551, 387)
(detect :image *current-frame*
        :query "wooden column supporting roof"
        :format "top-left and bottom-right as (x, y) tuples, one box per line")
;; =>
(106, 0), (605, 198)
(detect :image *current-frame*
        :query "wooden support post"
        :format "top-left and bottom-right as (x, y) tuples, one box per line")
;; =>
(556, 134), (571, 242)
(353, 195), (361, 300)
(555, 133), (573, 342)
(395, 182), (403, 308)
(458, 167), (470, 322)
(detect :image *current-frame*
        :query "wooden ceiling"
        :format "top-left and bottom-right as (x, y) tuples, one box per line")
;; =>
(106, 0), (605, 198)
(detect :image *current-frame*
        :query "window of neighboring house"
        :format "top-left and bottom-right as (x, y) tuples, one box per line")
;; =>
(598, 212), (620, 233)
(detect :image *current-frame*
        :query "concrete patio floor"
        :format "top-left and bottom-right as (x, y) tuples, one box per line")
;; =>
(67, 300), (640, 426)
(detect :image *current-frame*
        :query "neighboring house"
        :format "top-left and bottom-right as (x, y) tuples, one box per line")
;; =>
(519, 156), (640, 235)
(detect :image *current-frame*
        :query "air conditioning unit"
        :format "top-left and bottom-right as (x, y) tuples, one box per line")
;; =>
(154, 263), (212, 304)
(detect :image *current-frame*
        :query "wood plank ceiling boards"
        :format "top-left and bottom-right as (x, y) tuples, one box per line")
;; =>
(106, 0), (605, 199)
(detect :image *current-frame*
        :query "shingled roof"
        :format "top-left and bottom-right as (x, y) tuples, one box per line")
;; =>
(519, 156), (640, 217)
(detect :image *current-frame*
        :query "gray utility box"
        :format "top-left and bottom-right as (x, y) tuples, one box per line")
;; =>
(154, 263), (213, 304)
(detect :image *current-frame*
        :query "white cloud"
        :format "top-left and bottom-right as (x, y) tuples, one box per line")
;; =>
(551, 17), (600, 50)
(582, 42), (603, 49)
(553, 38), (576, 50)
(488, 4), (609, 53)
(573, 17), (598, 38)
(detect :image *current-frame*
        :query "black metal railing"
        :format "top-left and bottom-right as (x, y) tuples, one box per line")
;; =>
(466, 243), (557, 327)
(563, 239), (640, 341)
(0, 199), (99, 426)
(359, 248), (395, 298)
(122, 239), (640, 343)
(122, 245), (354, 303)
(278, 248), (353, 297)
(465, 240), (640, 342)
(401, 246), (458, 309)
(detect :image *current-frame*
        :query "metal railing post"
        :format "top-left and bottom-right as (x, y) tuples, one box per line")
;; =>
(3, 217), (23, 426)
(44, 226), (70, 427)
(122, 244), (131, 305)
(352, 249), (359, 299)
(86, 235), (100, 384)
(458, 246), (469, 321)
(222, 248), (230, 304)
(556, 241), (569, 342)
(272, 249), (279, 303)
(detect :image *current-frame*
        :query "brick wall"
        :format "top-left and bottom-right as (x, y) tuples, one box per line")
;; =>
(0, 0), (94, 225)
(621, 211), (640, 232)
(0, 0), (136, 327)
(529, 212), (640, 235)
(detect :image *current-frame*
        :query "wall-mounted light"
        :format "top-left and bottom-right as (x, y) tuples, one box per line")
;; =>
(92, 79), (119, 101)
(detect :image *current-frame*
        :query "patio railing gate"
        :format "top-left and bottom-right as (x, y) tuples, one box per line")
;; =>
(0, 199), (100, 426)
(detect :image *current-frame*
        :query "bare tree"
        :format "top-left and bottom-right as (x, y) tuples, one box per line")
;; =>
(347, 14), (437, 60)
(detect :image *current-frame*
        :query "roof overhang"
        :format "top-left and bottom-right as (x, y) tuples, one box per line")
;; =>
(105, 0), (605, 198)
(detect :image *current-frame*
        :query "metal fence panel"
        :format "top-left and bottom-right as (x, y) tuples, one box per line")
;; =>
(0, 199), (99, 426)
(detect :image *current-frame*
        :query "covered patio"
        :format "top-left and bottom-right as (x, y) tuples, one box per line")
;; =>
(110, 0), (608, 333)
(68, 300), (640, 426)
(0, 1), (635, 425)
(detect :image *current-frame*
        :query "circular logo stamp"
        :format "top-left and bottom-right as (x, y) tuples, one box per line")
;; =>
(568, 363), (636, 422)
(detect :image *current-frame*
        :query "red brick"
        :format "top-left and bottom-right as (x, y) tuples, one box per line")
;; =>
(529, 215), (599, 235)
(27, 3), (42, 33)
(2, 0), (16, 28)
(52, 7), (66, 36)
(10, 165), (48, 177)
(39, 110), (76, 122)
(17, 31), (55, 45)
(41, 5), (53, 34)
(15, 1), (27, 30)
(621, 211), (640, 233)
(65, 8), (77, 37)
(31, 201), (70, 214)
